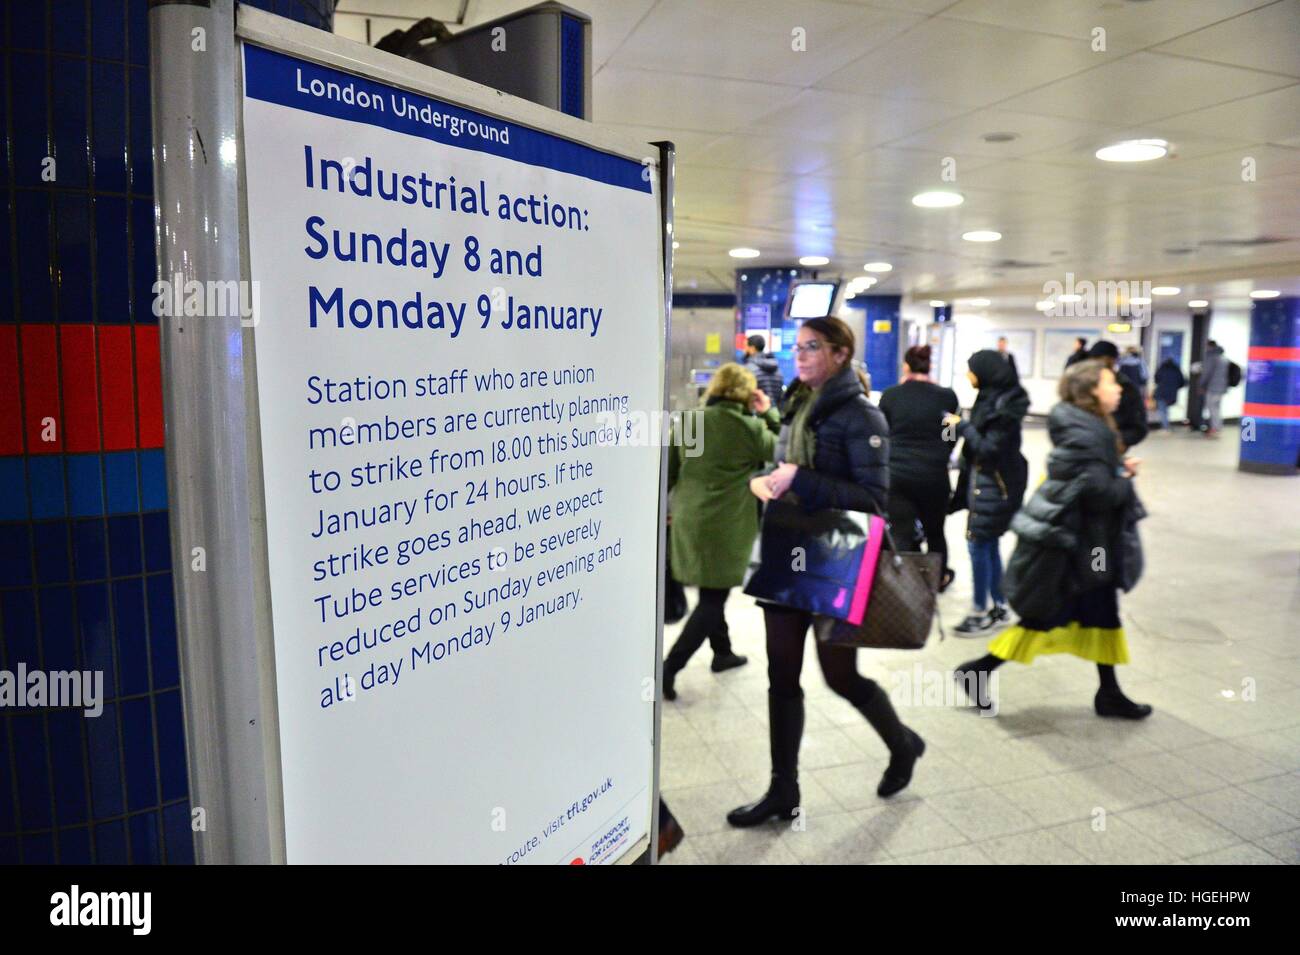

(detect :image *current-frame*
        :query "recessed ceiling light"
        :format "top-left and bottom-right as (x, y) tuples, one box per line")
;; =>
(962, 230), (1002, 242)
(928, 300), (946, 307)
(1129, 296), (1151, 305)
(912, 190), (964, 208)
(864, 261), (892, 273)
(1058, 293), (1083, 303)
(1035, 300), (1054, 311)
(1152, 286), (1180, 295)
(1096, 139), (1169, 162)
(1188, 300), (1209, 308)
(1250, 289), (1281, 299)
(672, 241), (680, 249)
(1107, 322), (1133, 333)
(959, 297), (991, 307)
(729, 247), (760, 259)
(799, 255), (829, 266)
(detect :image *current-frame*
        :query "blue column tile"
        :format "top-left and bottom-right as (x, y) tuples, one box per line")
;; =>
(129, 809), (161, 864)
(155, 690), (188, 802)
(11, 53), (50, 188)
(92, 0), (127, 60)
(48, 709), (89, 826)
(107, 513), (142, 576)
(15, 191), (53, 321)
(67, 455), (104, 518)
(93, 818), (128, 864)
(0, 457), (27, 520)
(12, 714), (52, 829)
(0, 523), (31, 587)
(76, 581), (115, 698)
(55, 195), (94, 321)
(121, 697), (157, 813)
(10, 5), (48, 49)
(112, 577), (148, 696)
(104, 450), (139, 513)
(21, 831), (56, 864)
(0, 837), (15, 864)
(52, 1), (89, 55)
(39, 585), (77, 673)
(33, 521), (71, 584)
(71, 517), (107, 580)
(0, 713), (14, 833)
(1, 590), (40, 671)
(129, 0), (150, 67)
(129, 66), (152, 194)
(140, 449), (167, 509)
(86, 700), (123, 819)
(95, 195), (131, 321)
(162, 802), (195, 865)
(131, 198), (158, 324)
(51, 57), (89, 189)
(142, 510), (171, 571)
(28, 457), (66, 519)
(146, 574), (178, 689)
(57, 825), (93, 864)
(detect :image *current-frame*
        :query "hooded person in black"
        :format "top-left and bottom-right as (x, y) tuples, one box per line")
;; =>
(946, 350), (1030, 634)
(955, 359), (1152, 720)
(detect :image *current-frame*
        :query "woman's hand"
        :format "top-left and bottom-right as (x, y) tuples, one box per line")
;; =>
(749, 475), (775, 502)
(750, 389), (771, 415)
(765, 462), (799, 499)
(1123, 457), (1141, 477)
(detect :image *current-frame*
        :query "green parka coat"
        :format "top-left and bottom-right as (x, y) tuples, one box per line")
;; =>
(668, 399), (781, 589)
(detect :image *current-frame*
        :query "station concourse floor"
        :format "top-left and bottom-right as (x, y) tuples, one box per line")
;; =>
(658, 423), (1300, 865)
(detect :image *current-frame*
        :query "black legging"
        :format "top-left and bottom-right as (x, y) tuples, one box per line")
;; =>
(888, 474), (951, 569)
(765, 604), (881, 707)
(664, 587), (733, 672)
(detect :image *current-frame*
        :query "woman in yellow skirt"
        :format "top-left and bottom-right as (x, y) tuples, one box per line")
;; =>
(955, 359), (1152, 719)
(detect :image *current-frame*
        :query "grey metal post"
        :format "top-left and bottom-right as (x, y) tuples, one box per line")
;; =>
(150, 0), (284, 864)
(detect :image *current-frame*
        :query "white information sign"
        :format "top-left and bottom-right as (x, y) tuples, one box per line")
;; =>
(239, 43), (663, 863)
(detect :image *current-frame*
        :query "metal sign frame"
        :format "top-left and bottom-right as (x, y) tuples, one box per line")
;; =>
(150, 0), (671, 865)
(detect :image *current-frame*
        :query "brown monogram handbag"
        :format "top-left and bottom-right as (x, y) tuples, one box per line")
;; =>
(816, 516), (945, 650)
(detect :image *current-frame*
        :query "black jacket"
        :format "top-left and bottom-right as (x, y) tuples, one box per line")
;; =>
(1027, 402), (1137, 588)
(786, 364), (889, 514)
(1153, 360), (1186, 404)
(951, 352), (1029, 540)
(746, 354), (786, 412)
(1114, 369), (1148, 450)
(878, 379), (958, 487)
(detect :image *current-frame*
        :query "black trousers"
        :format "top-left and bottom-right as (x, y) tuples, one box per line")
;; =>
(888, 474), (951, 570)
(664, 587), (733, 673)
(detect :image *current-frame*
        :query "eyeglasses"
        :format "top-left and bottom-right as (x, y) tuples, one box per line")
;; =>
(792, 341), (825, 355)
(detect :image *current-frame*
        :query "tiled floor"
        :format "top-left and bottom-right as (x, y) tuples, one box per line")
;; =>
(659, 424), (1300, 865)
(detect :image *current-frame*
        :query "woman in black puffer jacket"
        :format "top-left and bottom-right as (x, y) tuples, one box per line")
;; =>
(945, 350), (1029, 634)
(727, 317), (924, 829)
(956, 359), (1151, 719)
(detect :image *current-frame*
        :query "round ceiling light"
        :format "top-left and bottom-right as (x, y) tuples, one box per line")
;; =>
(799, 255), (829, 266)
(912, 190), (964, 208)
(1250, 289), (1281, 299)
(1188, 300), (1209, 308)
(960, 297), (991, 307)
(1035, 300), (1055, 311)
(1095, 139), (1169, 163)
(864, 261), (893, 272)
(1129, 296), (1152, 305)
(729, 247), (761, 259)
(1058, 293), (1083, 303)
(962, 230), (1002, 242)
(929, 300), (946, 307)
(1152, 286), (1180, 295)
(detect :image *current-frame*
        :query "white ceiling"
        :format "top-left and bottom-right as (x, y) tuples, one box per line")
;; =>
(333, 0), (1300, 302)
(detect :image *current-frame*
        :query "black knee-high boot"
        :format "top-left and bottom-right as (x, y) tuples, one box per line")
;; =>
(954, 653), (1003, 711)
(726, 692), (803, 827)
(1095, 664), (1153, 719)
(854, 682), (925, 797)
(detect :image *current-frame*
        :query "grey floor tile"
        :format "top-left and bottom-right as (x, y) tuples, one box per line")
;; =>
(977, 829), (1089, 865)
(926, 786), (1040, 842)
(1181, 788), (1300, 842)
(689, 826), (801, 865)
(1175, 739), (1288, 783)
(894, 843), (993, 865)
(1117, 801), (1240, 858)
(1253, 828), (1300, 864)
(659, 779), (749, 837)
(1116, 750), (1231, 799)
(854, 802), (969, 857)
(1239, 772), (1300, 817)
(1184, 843), (1282, 865)
(779, 809), (890, 864)
(1049, 817), (1180, 864)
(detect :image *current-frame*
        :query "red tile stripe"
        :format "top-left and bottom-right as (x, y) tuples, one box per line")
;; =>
(135, 325), (164, 448)
(0, 327), (22, 455)
(1248, 346), (1300, 362)
(60, 324), (101, 452)
(1243, 402), (1300, 419)
(21, 325), (61, 454)
(99, 325), (137, 450)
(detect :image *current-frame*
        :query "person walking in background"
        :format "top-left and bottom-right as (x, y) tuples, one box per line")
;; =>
(1065, 337), (1089, 369)
(662, 363), (780, 701)
(1199, 339), (1229, 438)
(1087, 341), (1148, 450)
(946, 350), (1029, 635)
(1118, 345), (1149, 391)
(879, 345), (959, 591)
(955, 359), (1152, 720)
(728, 316), (925, 828)
(1153, 355), (1186, 432)
(744, 334), (786, 413)
(996, 335), (1019, 379)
